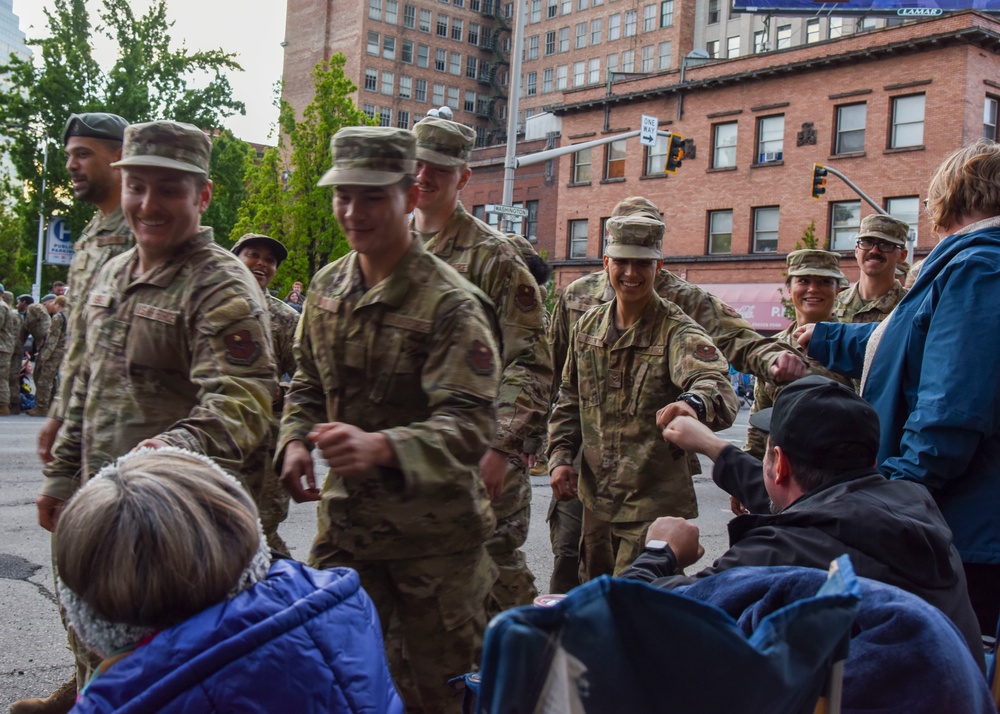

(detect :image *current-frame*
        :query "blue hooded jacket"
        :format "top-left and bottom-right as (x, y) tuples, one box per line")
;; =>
(72, 559), (404, 713)
(809, 223), (1000, 564)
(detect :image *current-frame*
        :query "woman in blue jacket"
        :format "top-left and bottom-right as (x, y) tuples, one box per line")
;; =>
(55, 447), (403, 713)
(799, 140), (1000, 636)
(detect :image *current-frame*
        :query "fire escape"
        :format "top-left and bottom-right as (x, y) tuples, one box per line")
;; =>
(475, 0), (509, 146)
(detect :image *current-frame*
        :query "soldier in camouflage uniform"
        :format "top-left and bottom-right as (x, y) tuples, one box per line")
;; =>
(410, 116), (554, 614)
(9, 296), (51, 413)
(832, 214), (909, 324)
(36, 113), (134, 467)
(0, 284), (17, 416)
(28, 294), (68, 416)
(548, 214), (738, 581)
(29, 121), (276, 711)
(545, 196), (807, 593)
(744, 250), (854, 459)
(232, 233), (299, 555)
(278, 127), (499, 714)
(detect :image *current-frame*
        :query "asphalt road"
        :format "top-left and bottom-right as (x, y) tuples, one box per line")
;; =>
(0, 406), (752, 706)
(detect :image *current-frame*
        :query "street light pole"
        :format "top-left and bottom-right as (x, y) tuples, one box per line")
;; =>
(33, 138), (49, 302)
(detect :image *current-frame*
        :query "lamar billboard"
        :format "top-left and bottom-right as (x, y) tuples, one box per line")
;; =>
(732, 0), (1000, 15)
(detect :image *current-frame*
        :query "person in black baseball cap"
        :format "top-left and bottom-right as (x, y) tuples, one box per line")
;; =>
(615, 374), (984, 668)
(62, 112), (129, 145)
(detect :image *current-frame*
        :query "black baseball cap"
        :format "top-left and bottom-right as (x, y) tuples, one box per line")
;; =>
(62, 112), (129, 146)
(749, 375), (879, 469)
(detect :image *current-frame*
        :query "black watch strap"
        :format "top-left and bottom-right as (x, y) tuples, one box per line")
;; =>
(676, 392), (707, 422)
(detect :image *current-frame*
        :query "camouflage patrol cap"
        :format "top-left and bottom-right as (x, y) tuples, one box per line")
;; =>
(786, 249), (846, 281)
(318, 126), (416, 187)
(232, 233), (289, 264)
(2, 291), (12, 306)
(857, 214), (909, 247)
(111, 121), (212, 176)
(62, 113), (129, 146)
(611, 196), (662, 222)
(605, 215), (665, 260)
(413, 116), (476, 167)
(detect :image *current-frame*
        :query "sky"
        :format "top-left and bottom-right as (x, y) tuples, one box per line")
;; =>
(10, 0), (287, 146)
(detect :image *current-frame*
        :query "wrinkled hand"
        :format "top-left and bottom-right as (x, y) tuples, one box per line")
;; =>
(730, 496), (749, 516)
(310, 422), (393, 477)
(793, 323), (817, 351)
(655, 400), (697, 431)
(770, 352), (807, 384)
(550, 464), (578, 501)
(645, 516), (703, 569)
(661, 415), (727, 461)
(37, 418), (61, 465)
(280, 439), (321, 503)
(480, 448), (508, 503)
(36, 495), (66, 532)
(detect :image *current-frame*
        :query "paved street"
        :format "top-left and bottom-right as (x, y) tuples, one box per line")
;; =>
(0, 406), (751, 706)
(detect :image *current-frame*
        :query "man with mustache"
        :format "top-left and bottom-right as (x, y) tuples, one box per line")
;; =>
(832, 214), (910, 324)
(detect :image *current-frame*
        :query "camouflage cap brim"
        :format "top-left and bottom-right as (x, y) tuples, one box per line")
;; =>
(414, 145), (467, 168)
(605, 244), (663, 260)
(317, 166), (410, 187)
(112, 154), (208, 176)
(856, 229), (907, 246)
(787, 266), (847, 280)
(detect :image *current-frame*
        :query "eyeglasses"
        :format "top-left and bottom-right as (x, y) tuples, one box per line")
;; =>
(856, 238), (901, 252)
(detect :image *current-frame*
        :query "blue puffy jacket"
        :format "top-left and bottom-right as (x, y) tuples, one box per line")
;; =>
(72, 559), (404, 713)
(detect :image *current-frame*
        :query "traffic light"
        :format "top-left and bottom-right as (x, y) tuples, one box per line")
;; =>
(811, 164), (828, 200)
(665, 134), (684, 174)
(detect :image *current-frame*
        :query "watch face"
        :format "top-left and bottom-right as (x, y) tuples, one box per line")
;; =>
(645, 539), (669, 552)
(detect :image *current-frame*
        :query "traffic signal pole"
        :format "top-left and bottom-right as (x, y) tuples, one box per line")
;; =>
(510, 129), (676, 168)
(815, 164), (889, 217)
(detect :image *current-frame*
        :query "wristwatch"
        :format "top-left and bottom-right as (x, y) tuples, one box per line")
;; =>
(644, 539), (670, 554)
(676, 392), (707, 423)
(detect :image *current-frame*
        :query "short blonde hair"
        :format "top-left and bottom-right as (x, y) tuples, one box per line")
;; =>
(55, 449), (261, 629)
(926, 140), (1000, 231)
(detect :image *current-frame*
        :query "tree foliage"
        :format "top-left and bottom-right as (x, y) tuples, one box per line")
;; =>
(234, 55), (372, 297)
(0, 0), (246, 293)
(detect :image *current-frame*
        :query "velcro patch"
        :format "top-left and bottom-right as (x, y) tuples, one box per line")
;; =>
(223, 330), (260, 366)
(720, 303), (741, 319)
(316, 296), (341, 314)
(384, 313), (433, 333)
(467, 339), (495, 376)
(515, 283), (538, 312)
(97, 235), (129, 247)
(134, 303), (179, 325)
(694, 344), (719, 362)
(89, 292), (114, 308)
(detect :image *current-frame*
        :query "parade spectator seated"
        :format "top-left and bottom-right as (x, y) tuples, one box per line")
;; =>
(625, 375), (984, 670)
(56, 447), (402, 713)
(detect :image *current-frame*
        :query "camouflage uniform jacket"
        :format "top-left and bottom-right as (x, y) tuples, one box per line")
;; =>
(0, 300), (17, 353)
(38, 310), (67, 367)
(268, 294), (299, 381)
(43, 228), (277, 501)
(52, 207), (134, 419)
(744, 321), (855, 459)
(550, 269), (797, 387)
(832, 280), (907, 324)
(548, 294), (739, 523)
(18, 303), (51, 356)
(417, 203), (554, 517)
(277, 239), (500, 560)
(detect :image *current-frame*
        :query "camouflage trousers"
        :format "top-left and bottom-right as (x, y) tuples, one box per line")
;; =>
(578, 503), (653, 582)
(33, 356), (61, 412)
(0, 350), (10, 408)
(257, 457), (291, 556)
(546, 496), (583, 594)
(8, 350), (19, 408)
(310, 545), (496, 714)
(484, 504), (538, 617)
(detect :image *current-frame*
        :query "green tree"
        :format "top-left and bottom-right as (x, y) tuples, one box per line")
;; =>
(204, 129), (255, 249)
(0, 0), (245, 292)
(781, 220), (819, 320)
(234, 55), (372, 297)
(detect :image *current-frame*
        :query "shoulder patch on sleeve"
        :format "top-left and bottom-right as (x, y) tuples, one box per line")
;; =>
(694, 344), (719, 362)
(515, 283), (539, 312)
(467, 339), (495, 376)
(720, 303), (741, 319)
(223, 329), (261, 366)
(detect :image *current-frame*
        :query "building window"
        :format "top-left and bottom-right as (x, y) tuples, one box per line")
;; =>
(891, 94), (925, 148)
(713, 122), (738, 168)
(609, 14), (621, 40)
(415, 78), (427, 102)
(526, 71), (537, 95)
(404, 4), (416, 27)
(706, 40), (719, 59)
(435, 48), (447, 71)
(830, 201), (861, 251)
(402, 39), (414, 63)
(591, 18), (602, 44)
(419, 8), (431, 31)
(528, 35), (539, 59)
(756, 115), (784, 163)
(588, 57), (601, 83)
(561, 0), (572, 14)
(379, 107), (392, 127)
(364, 68), (377, 91)
(776, 24), (791, 49)
(637, 44), (652, 71)
(386, 0), (399, 23)
(399, 75), (412, 98)
(381, 71), (394, 94)
(466, 55), (478, 78)
(828, 17), (843, 38)
(417, 44), (430, 67)
(370, 0), (382, 20)
(579, 0), (589, 9)
(753, 29), (766, 52)
(657, 41), (671, 69)
(887, 197), (919, 246)
(433, 82), (445, 105)
(469, 23), (481, 45)
(451, 18), (463, 40)
(660, 0), (673, 27)
(708, 0), (720, 23)
(397, 110), (410, 129)
(858, 16), (877, 30)
(645, 133), (668, 175)
(752, 207), (779, 253)
(569, 219), (589, 258)
(727, 36), (740, 58)
(543, 68), (554, 92)
(806, 18), (820, 43)
(834, 103), (866, 155)
(548, 0), (558, 18)
(642, 4), (656, 31)
(572, 147), (592, 183)
(545, 30), (556, 55)
(482, 27), (492, 49)
(605, 140), (626, 179)
(708, 210), (733, 254)
(383, 35), (396, 60)
(524, 200), (540, 242)
(447, 86), (460, 109)
(363, 103), (376, 119)
(575, 22), (587, 48)
(559, 27), (570, 52)
(607, 52), (618, 74)
(437, 14), (449, 36)
(573, 61), (586, 87)
(557, 64), (568, 89)
(464, 90), (476, 112)
(450, 52), (462, 75)
(621, 48), (635, 72)
(367, 31), (380, 55)
(986, 96), (999, 140)
(624, 9), (637, 36)
(531, 0), (541, 21)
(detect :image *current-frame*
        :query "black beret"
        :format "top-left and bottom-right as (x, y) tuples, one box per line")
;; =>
(62, 113), (129, 146)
